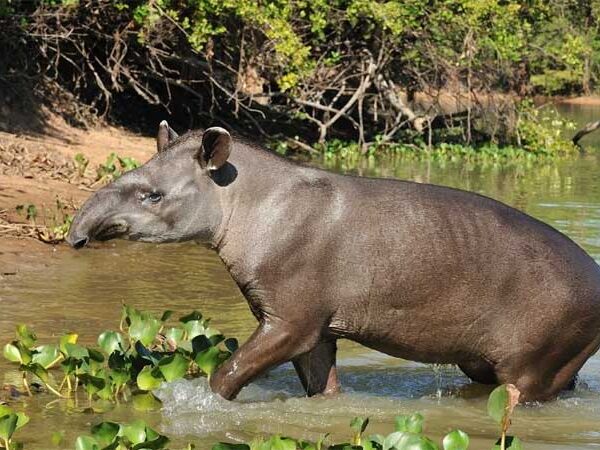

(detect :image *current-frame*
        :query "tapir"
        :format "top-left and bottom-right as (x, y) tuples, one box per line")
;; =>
(66, 121), (600, 402)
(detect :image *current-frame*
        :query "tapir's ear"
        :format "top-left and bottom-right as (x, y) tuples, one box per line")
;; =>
(157, 120), (179, 152)
(199, 127), (232, 171)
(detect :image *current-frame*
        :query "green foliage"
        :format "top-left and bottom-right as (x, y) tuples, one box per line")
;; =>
(96, 153), (140, 183)
(74, 153), (90, 177)
(75, 419), (169, 450)
(2, 305), (236, 405)
(0, 405), (29, 450)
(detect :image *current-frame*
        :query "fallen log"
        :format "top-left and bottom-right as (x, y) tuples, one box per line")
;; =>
(573, 119), (600, 147)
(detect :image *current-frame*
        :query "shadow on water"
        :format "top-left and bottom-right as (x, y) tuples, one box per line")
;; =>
(4, 103), (600, 449)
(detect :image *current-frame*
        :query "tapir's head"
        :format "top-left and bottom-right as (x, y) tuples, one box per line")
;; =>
(66, 122), (234, 249)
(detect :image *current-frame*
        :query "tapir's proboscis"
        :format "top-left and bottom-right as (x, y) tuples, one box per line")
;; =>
(67, 121), (600, 402)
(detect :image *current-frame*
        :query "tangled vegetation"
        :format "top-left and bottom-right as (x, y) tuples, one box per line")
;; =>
(1, 306), (522, 449)
(0, 0), (593, 155)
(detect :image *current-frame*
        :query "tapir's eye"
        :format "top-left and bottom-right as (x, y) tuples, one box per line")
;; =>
(147, 192), (163, 203)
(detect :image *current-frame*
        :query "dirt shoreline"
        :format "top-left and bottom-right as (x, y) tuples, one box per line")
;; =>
(553, 95), (600, 106)
(0, 113), (155, 270)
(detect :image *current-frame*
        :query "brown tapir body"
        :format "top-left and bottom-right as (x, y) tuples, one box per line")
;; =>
(67, 122), (600, 401)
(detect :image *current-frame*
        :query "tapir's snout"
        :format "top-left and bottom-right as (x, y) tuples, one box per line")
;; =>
(66, 233), (89, 249)
(66, 187), (126, 249)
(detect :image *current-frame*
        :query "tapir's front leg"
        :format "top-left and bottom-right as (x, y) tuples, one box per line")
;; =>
(209, 319), (320, 400)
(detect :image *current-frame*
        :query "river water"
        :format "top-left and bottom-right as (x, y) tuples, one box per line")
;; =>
(2, 103), (600, 449)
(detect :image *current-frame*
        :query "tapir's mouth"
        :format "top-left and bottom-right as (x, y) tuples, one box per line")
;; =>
(95, 221), (130, 241)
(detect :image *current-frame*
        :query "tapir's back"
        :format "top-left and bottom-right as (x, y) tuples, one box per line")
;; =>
(319, 173), (600, 362)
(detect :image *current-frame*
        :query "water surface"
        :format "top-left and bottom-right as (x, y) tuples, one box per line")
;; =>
(2, 103), (600, 449)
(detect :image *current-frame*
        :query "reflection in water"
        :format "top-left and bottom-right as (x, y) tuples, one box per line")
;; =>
(3, 104), (600, 449)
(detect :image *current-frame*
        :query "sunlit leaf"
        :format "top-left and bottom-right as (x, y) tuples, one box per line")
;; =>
(98, 331), (124, 355)
(395, 413), (424, 434)
(487, 385), (509, 425)
(443, 430), (469, 450)
(75, 435), (100, 450)
(16, 324), (36, 348)
(63, 343), (89, 359)
(158, 353), (190, 382)
(59, 333), (79, 354)
(121, 419), (147, 445)
(132, 393), (162, 412)
(3, 343), (23, 363)
(91, 421), (120, 446)
(195, 347), (223, 376)
(129, 317), (161, 347)
(0, 413), (18, 441)
(136, 366), (164, 391)
(32, 344), (61, 369)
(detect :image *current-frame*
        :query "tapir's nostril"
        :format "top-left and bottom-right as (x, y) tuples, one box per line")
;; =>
(70, 236), (89, 249)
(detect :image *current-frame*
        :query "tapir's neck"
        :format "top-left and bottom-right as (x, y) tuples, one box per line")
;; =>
(210, 140), (324, 290)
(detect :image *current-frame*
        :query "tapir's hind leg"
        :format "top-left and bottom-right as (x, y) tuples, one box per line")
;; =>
(458, 359), (497, 385)
(293, 340), (340, 396)
(495, 333), (600, 402)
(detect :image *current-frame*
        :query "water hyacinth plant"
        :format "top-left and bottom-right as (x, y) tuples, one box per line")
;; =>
(0, 405), (29, 450)
(2, 306), (523, 450)
(2, 305), (237, 407)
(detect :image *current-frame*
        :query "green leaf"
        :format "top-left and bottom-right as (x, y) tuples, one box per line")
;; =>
(3, 343), (23, 363)
(137, 365), (164, 391)
(209, 334), (225, 346)
(395, 414), (424, 434)
(382, 431), (422, 450)
(75, 435), (100, 450)
(0, 413), (18, 441)
(91, 422), (121, 446)
(492, 436), (523, 450)
(63, 343), (89, 359)
(195, 346), (223, 376)
(16, 324), (36, 347)
(121, 419), (147, 445)
(129, 317), (161, 347)
(350, 417), (369, 434)
(158, 353), (190, 382)
(132, 392), (163, 412)
(59, 333), (78, 354)
(191, 335), (212, 356)
(51, 431), (64, 446)
(443, 430), (469, 450)
(184, 320), (206, 340)
(160, 310), (174, 322)
(79, 373), (106, 396)
(88, 348), (105, 363)
(32, 344), (61, 368)
(224, 338), (239, 353)
(98, 331), (124, 355)
(212, 444), (251, 450)
(0, 407), (25, 433)
(487, 385), (509, 425)
(179, 311), (203, 323)
(25, 362), (50, 383)
(266, 436), (297, 450)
